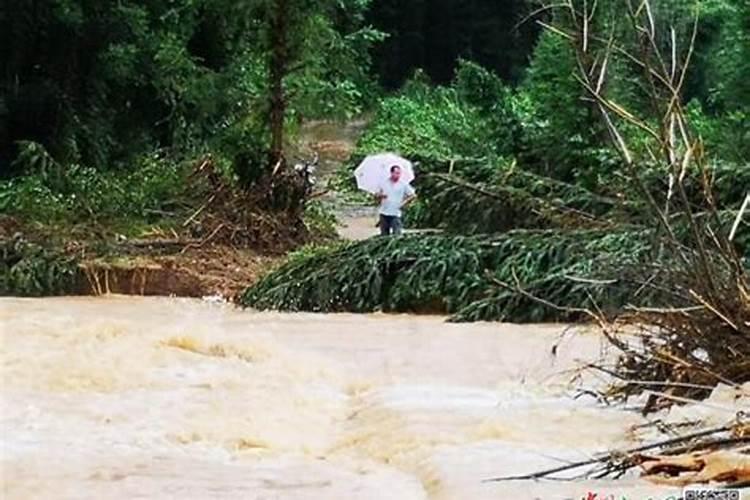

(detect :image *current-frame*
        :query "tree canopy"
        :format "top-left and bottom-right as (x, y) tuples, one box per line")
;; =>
(2, 0), (748, 180)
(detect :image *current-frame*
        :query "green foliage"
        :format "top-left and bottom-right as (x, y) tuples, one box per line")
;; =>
(356, 64), (516, 165)
(712, 161), (750, 208)
(634, 155), (750, 212)
(516, 31), (614, 186)
(672, 0), (750, 163)
(1, 0), (383, 182)
(287, 6), (386, 120)
(701, 0), (750, 113)
(303, 200), (338, 239)
(452, 229), (652, 322)
(220, 118), (271, 187)
(0, 147), (185, 224)
(241, 229), (653, 322)
(12, 141), (57, 176)
(242, 234), (481, 313)
(342, 63), (519, 199)
(408, 170), (629, 234)
(454, 60), (509, 111)
(0, 237), (80, 297)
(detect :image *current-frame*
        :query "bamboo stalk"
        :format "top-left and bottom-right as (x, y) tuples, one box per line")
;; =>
(730, 194), (750, 242)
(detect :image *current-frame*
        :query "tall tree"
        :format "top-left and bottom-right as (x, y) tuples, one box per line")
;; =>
(256, 0), (383, 167)
(267, 0), (290, 165)
(0, 0), (382, 181)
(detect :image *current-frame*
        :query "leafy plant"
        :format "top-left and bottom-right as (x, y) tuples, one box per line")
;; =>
(303, 200), (338, 239)
(355, 66), (514, 166)
(0, 236), (80, 296)
(0, 154), (186, 223)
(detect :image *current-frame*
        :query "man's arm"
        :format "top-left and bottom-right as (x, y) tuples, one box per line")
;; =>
(401, 186), (417, 208)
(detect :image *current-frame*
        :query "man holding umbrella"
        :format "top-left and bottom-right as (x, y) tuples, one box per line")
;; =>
(375, 165), (416, 236)
(354, 153), (417, 236)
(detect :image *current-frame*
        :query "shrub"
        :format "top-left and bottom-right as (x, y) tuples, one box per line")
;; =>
(0, 236), (80, 296)
(355, 66), (515, 166)
(0, 146), (186, 224)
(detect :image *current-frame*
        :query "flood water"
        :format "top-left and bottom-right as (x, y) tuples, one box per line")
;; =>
(1, 297), (683, 499)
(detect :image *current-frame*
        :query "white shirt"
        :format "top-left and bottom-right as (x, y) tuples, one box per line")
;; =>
(378, 179), (415, 217)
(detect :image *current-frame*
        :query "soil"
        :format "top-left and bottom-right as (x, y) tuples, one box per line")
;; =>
(295, 118), (382, 241)
(79, 247), (277, 299)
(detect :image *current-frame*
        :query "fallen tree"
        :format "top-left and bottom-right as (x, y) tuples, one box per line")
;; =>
(408, 171), (627, 234)
(409, 164), (749, 236)
(241, 228), (656, 321)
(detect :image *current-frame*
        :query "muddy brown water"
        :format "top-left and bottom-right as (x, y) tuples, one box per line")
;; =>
(1, 296), (686, 499)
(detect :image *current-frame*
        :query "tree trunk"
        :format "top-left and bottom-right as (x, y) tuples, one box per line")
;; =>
(269, 0), (288, 167)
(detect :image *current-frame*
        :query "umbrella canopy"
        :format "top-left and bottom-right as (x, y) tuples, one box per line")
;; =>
(354, 153), (414, 194)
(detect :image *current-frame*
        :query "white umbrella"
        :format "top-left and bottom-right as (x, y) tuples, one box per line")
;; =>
(354, 153), (414, 194)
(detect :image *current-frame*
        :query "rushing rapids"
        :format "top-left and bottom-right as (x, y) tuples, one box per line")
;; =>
(1, 296), (684, 499)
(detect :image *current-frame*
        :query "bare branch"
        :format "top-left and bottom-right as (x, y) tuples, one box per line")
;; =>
(730, 195), (750, 242)
(515, 3), (570, 30)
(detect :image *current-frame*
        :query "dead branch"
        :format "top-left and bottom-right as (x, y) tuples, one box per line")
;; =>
(183, 192), (219, 227)
(730, 194), (750, 242)
(484, 424), (734, 482)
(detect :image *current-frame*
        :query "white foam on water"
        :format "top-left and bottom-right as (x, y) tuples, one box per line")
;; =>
(1, 297), (681, 499)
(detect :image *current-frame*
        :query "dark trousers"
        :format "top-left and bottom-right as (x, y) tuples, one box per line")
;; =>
(379, 214), (403, 236)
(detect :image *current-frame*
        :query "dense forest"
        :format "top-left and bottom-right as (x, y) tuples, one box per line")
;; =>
(1, 0), (748, 178)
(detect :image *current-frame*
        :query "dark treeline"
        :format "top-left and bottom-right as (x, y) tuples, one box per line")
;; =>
(366, 0), (540, 87)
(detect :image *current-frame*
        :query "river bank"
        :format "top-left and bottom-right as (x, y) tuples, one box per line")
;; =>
(1, 119), (372, 300)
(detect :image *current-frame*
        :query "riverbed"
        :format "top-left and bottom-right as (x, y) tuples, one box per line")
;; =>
(1, 296), (682, 499)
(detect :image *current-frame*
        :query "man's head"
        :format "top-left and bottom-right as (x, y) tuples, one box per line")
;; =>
(389, 165), (401, 182)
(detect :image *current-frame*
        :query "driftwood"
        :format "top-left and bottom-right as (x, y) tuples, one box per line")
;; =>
(638, 448), (750, 487)
(180, 223), (227, 254)
(483, 424), (735, 482)
(183, 191), (219, 227)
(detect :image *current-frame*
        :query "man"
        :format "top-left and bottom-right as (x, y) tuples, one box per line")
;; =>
(375, 165), (416, 236)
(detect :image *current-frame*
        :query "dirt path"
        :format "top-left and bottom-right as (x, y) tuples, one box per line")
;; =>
(295, 119), (381, 241)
